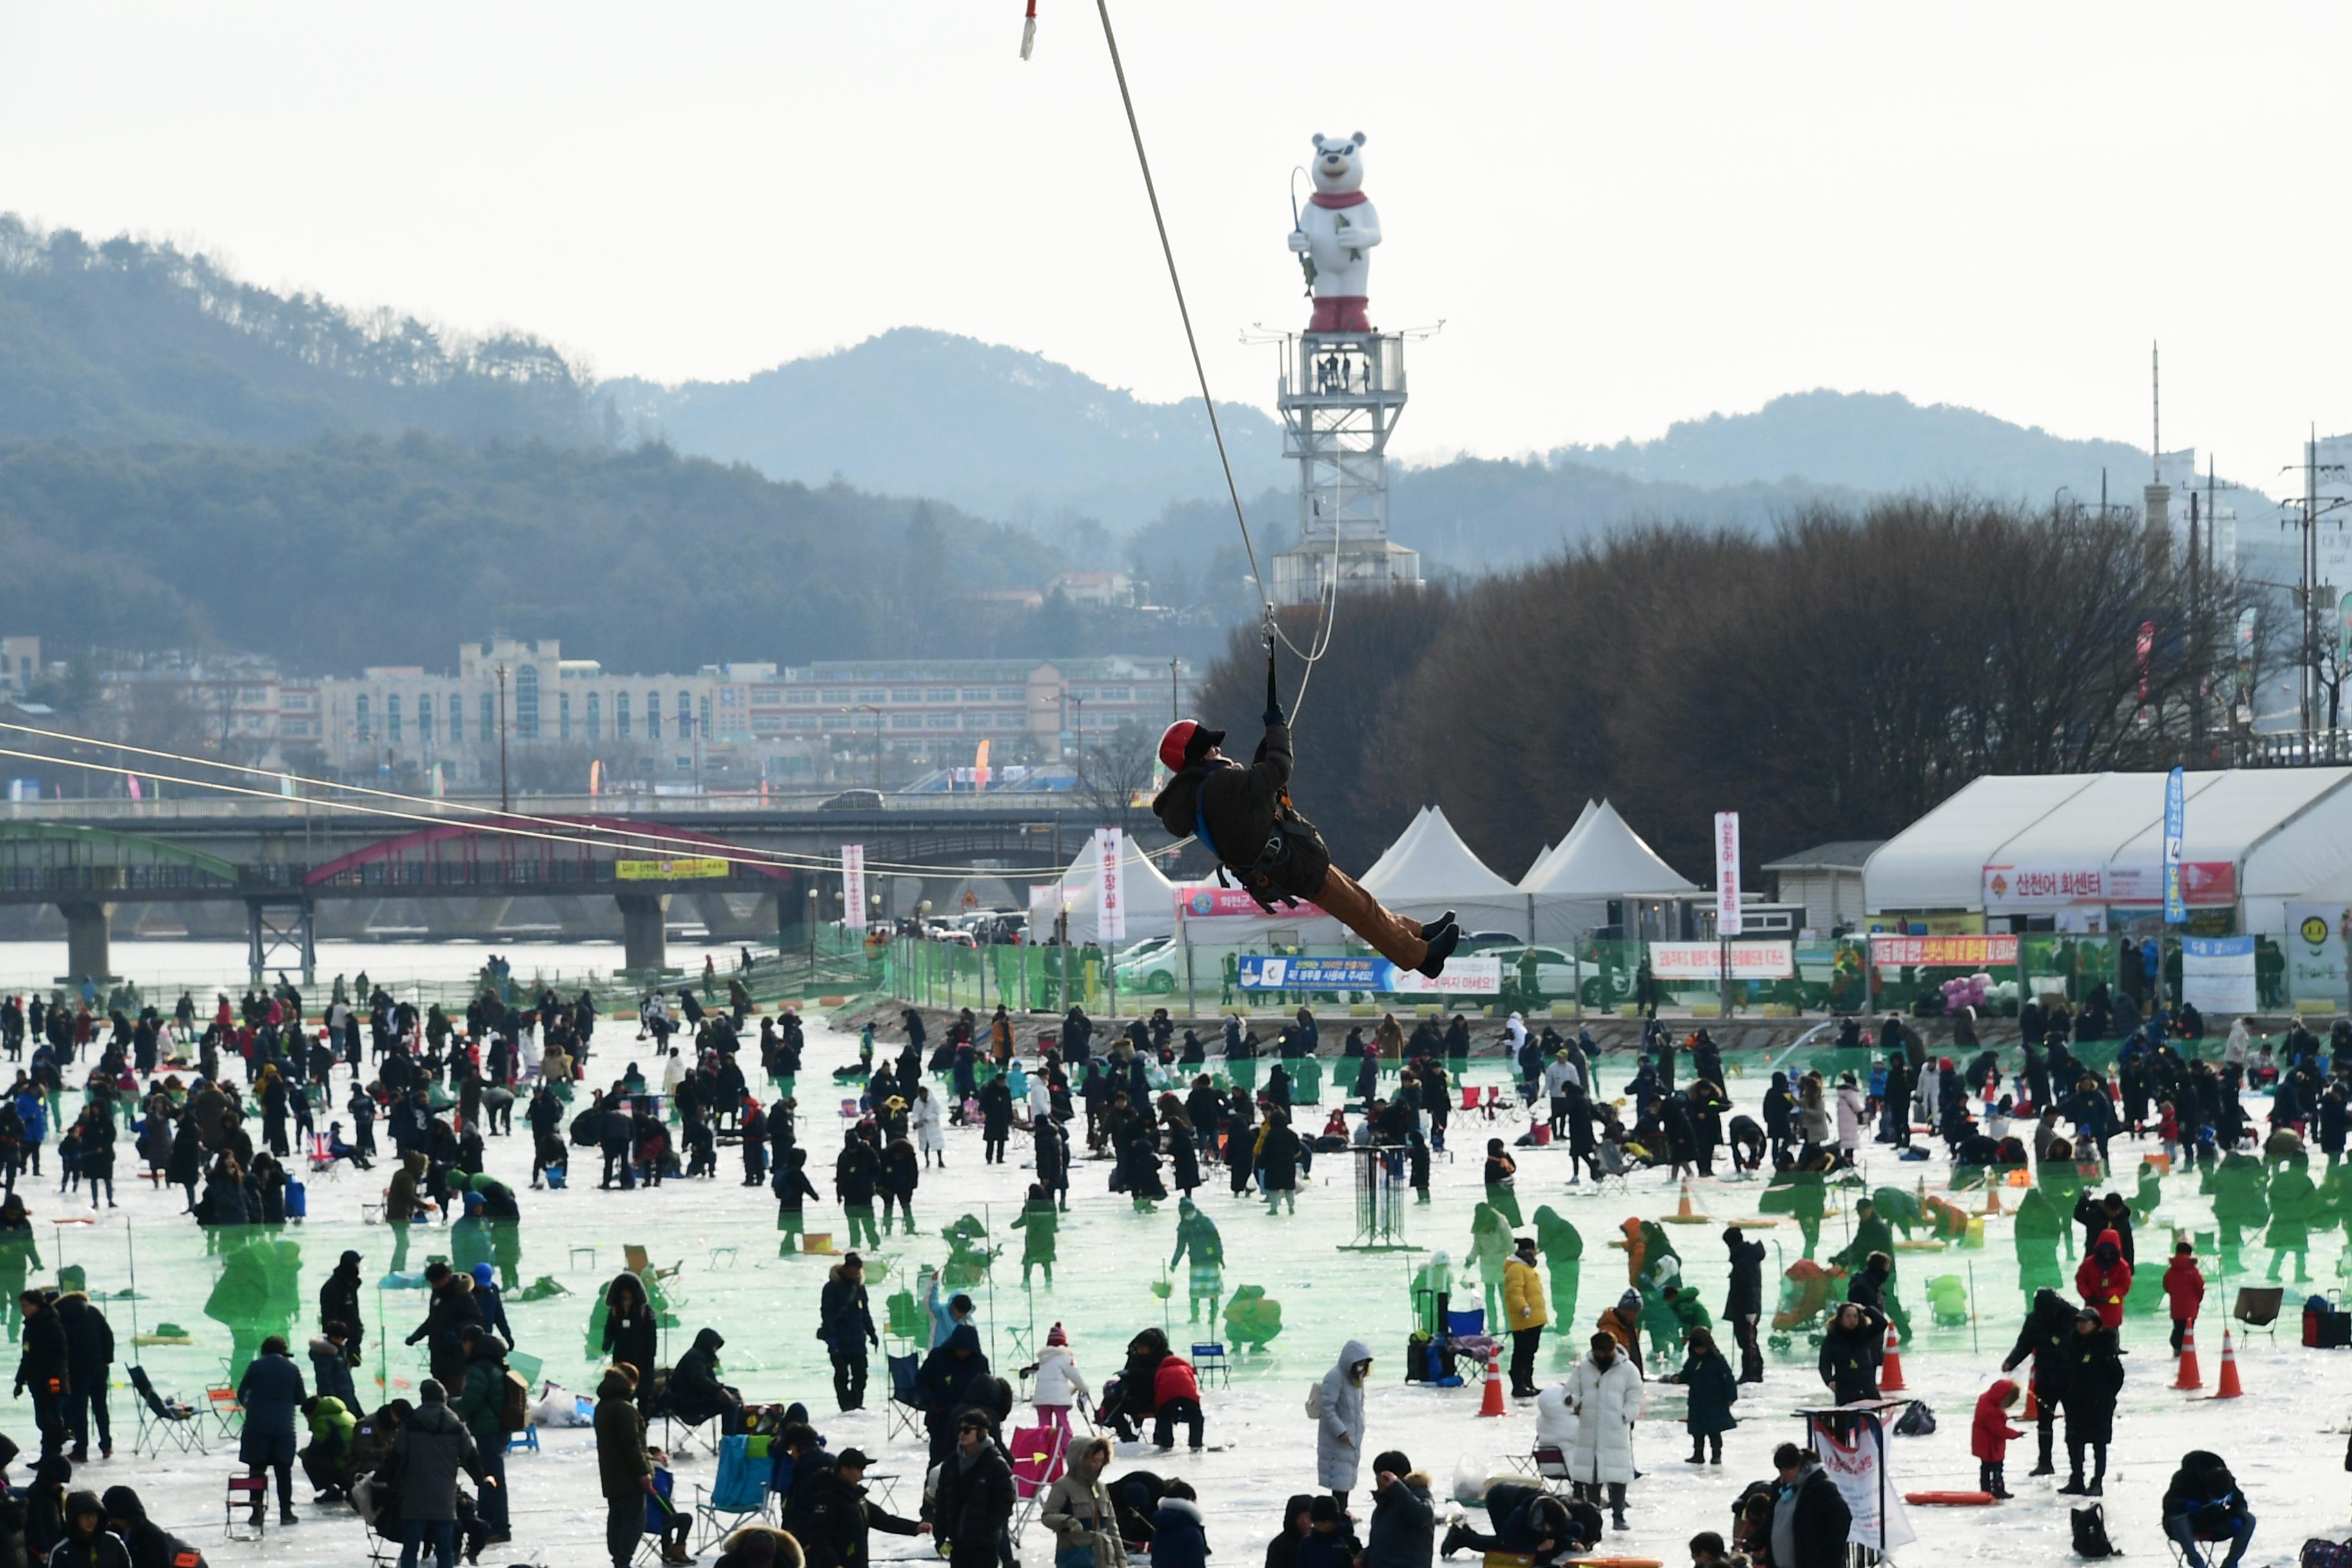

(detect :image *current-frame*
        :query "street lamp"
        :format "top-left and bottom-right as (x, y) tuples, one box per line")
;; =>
(806, 886), (818, 966)
(843, 704), (884, 792)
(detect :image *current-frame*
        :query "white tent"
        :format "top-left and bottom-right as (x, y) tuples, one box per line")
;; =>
(1027, 837), (1178, 945)
(1518, 799), (1601, 889)
(1360, 804), (1524, 931)
(1357, 806), (1433, 889)
(1522, 799), (1700, 942)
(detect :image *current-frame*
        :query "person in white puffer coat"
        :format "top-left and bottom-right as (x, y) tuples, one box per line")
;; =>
(1564, 1332), (1642, 1533)
(1026, 1322), (1089, 1439)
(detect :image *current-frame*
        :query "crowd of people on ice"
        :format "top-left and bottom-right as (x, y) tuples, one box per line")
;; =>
(0, 965), (2322, 1568)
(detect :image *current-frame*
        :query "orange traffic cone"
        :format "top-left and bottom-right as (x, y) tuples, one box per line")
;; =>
(2174, 1322), (2204, 1390)
(1879, 1321), (1906, 1393)
(1980, 1179), (2003, 1217)
(1478, 1345), (1506, 1417)
(1676, 1180), (1697, 1220)
(2023, 1373), (2040, 1421)
(2211, 1328), (2243, 1399)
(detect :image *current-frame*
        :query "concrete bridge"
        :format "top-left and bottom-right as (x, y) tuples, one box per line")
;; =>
(0, 793), (1159, 981)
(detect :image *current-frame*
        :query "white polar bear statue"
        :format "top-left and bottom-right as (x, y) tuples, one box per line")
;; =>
(1288, 131), (1380, 334)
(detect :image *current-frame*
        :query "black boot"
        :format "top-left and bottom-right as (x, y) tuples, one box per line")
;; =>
(1418, 920), (1462, 981)
(1439, 1524), (1466, 1560)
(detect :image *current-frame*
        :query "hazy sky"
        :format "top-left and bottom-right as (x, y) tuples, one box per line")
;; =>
(5, 2), (2346, 483)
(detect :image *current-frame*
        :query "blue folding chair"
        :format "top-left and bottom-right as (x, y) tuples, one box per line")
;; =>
(1190, 1342), (1230, 1389)
(1444, 1308), (1486, 1338)
(694, 1434), (774, 1548)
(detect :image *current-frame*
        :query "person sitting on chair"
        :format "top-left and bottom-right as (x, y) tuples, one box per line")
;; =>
(1154, 659), (1460, 981)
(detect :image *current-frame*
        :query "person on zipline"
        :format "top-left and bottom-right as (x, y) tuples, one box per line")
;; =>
(1153, 660), (1460, 979)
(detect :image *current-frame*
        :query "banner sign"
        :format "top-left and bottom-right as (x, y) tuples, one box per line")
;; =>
(1096, 828), (1126, 944)
(1984, 860), (2235, 910)
(1649, 941), (1792, 981)
(1869, 934), (2020, 968)
(1808, 1410), (1916, 1553)
(616, 856), (730, 881)
(2180, 934), (2257, 1015)
(1714, 812), (1742, 936)
(2163, 767), (2187, 924)
(841, 844), (867, 932)
(1175, 884), (1329, 920)
(1235, 955), (1501, 995)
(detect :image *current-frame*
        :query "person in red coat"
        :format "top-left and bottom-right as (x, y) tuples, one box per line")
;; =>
(2162, 1240), (2204, 1356)
(2075, 1229), (2132, 1329)
(1970, 1379), (2024, 1498)
(1150, 1353), (1203, 1452)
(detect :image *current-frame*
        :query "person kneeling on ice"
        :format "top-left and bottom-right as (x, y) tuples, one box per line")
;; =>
(1439, 1480), (1600, 1566)
(2160, 1451), (2255, 1568)
(1969, 1379), (2024, 1498)
(1153, 669), (1460, 980)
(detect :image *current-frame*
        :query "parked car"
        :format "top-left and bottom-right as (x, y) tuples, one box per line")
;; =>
(819, 789), (885, 811)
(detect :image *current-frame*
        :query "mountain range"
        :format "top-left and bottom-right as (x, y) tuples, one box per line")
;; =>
(0, 212), (2273, 672)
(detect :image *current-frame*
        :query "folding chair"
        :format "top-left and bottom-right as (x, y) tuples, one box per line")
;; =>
(625, 1244), (683, 1282)
(634, 1468), (681, 1567)
(2232, 1286), (2285, 1346)
(1482, 1084), (1511, 1117)
(1530, 1445), (1572, 1493)
(203, 1384), (245, 1439)
(1008, 1424), (1068, 1547)
(1457, 1085), (1480, 1117)
(308, 1132), (337, 1176)
(130, 1364), (207, 1458)
(224, 1474), (269, 1542)
(693, 1433), (776, 1548)
(885, 1352), (923, 1444)
(1191, 1342), (1230, 1389)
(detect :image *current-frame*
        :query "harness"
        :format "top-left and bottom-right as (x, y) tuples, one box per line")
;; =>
(1189, 770), (1305, 914)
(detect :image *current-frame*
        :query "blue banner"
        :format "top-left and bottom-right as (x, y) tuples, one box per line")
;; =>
(1237, 955), (1387, 990)
(2181, 936), (2254, 959)
(2162, 766), (2186, 925)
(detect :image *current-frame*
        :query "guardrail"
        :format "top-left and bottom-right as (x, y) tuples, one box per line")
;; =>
(0, 790), (1081, 823)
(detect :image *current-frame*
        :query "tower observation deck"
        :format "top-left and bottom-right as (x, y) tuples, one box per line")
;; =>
(1269, 331), (1422, 607)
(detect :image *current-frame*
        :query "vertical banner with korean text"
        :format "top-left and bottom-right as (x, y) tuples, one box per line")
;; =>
(841, 844), (867, 932)
(1097, 827), (1126, 944)
(2163, 767), (2186, 925)
(1714, 812), (1743, 936)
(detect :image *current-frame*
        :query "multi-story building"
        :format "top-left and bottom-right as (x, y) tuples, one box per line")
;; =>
(0, 636), (37, 694)
(315, 640), (1194, 790)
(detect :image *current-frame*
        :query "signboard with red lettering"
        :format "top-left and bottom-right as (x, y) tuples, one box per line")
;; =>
(1983, 861), (2235, 910)
(1096, 827), (1126, 944)
(1175, 884), (1328, 920)
(1869, 934), (2021, 968)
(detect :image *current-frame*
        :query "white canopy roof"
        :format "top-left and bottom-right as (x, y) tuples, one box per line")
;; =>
(1361, 804), (1522, 926)
(1522, 800), (1697, 897)
(1519, 799), (1601, 888)
(1863, 769), (2352, 919)
(1028, 835), (1178, 943)
(1861, 774), (2101, 912)
(1358, 806), (1432, 888)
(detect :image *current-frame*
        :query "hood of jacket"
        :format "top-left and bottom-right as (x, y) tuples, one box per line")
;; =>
(1153, 1498), (1204, 1527)
(598, 1367), (638, 1401)
(2093, 1228), (2124, 1262)
(403, 1150), (427, 1176)
(98, 1485), (146, 1527)
(1333, 1337), (1373, 1378)
(785, 1148), (807, 1170)
(2030, 1288), (2076, 1333)
(309, 1335), (344, 1362)
(945, 1322), (984, 1357)
(407, 1400), (462, 1436)
(691, 1327), (725, 1358)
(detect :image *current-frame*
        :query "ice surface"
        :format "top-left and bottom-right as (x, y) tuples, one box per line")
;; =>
(15, 1020), (2352, 1567)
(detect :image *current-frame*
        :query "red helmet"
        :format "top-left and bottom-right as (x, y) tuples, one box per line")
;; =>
(1158, 720), (1225, 772)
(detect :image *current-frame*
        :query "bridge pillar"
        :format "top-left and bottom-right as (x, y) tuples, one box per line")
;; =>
(616, 892), (671, 975)
(57, 901), (115, 983)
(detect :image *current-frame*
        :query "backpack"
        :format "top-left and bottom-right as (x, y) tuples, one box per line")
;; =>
(1892, 1401), (1936, 1436)
(2071, 1503), (2117, 1558)
(1304, 1380), (1324, 1419)
(2304, 1542), (2352, 1568)
(498, 1369), (531, 1435)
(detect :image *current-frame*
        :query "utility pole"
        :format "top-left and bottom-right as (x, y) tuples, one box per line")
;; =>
(1169, 656), (1181, 724)
(496, 665), (509, 813)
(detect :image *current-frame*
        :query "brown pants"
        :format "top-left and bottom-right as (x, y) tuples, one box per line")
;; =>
(1313, 865), (1430, 972)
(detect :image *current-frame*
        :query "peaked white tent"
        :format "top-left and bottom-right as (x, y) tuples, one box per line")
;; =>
(1357, 806), (1433, 890)
(1519, 799), (1602, 889)
(1028, 836), (1178, 945)
(1523, 799), (1700, 942)
(1360, 804), (1525, 932)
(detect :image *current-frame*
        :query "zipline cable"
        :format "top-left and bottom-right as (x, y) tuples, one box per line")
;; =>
(0, 734), (1188, 879)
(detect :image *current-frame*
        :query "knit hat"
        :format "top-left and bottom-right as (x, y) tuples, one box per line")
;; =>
(419, 1378), (447, 1404)
(1047, 1322), (1068, 1346)
(473, 1264), (495, 1287)
(1618, 1289), (1641, 1313)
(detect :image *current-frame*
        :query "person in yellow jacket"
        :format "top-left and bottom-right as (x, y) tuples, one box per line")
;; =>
(1502, 1236), (1550, 1399)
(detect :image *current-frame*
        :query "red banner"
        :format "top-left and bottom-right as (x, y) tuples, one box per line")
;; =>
(1870, 934), (2020, 968)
